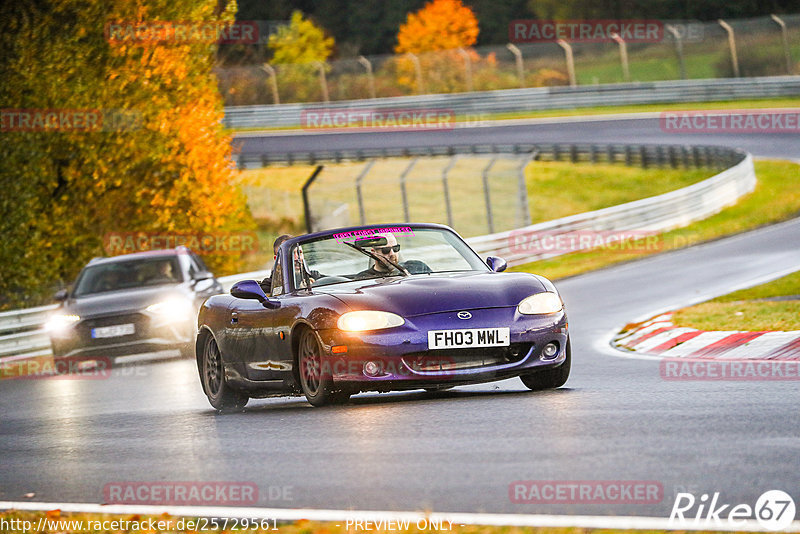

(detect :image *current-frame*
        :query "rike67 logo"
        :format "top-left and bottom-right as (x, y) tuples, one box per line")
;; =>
(669, 490), (796, 531)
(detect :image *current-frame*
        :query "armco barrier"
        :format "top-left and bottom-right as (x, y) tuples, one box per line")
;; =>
(223, 76), (800, 129)
(0, 148), (755, 363)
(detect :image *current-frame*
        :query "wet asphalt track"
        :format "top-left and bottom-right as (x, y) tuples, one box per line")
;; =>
(1, 117), (799, 518)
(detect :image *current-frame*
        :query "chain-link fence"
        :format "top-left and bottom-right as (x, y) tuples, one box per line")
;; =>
(216, 14), (800, 106)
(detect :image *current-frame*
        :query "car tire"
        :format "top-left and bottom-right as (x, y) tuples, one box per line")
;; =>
(201, 335), (248, 412)
(520, 337), (571, 391)
(297, 328), (350, 407)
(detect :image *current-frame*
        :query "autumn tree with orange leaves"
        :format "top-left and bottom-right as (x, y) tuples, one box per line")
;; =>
(0, 0), (253, 309)
(393, 0), (480, 94)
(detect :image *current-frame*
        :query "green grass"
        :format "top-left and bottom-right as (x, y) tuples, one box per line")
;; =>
(0, 510), (760, 534)
(671, 271), (800, 331)
(511, 160), (800, 281)
(240, 159), (714, 270)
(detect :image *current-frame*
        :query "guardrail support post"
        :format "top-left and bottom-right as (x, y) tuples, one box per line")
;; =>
(406, 53), (425, 95)
(481, 157), (499, 233)
(313, 61), (330, 102)
(556, 39), (577, 87)
(611, 33), (630, 82)
(458, 48), (473, 92)
(260, 64), (280, 104)
(399, 158), (418, 222)
(517, 153), (534, 227)
(665, 25), (687, 80)
(302, 165), (324, 233)
(506, 43), (526, 88)
(355, 160), (377, 225)
(771, 14), (793, 75)
(358, 56), (377, 99)
(718, 20), (740, 78)
(442, 156), (458, 228)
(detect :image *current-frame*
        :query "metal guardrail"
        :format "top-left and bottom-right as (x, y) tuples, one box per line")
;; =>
(224, 76), (800, 129)
(0, 147), (754, 364)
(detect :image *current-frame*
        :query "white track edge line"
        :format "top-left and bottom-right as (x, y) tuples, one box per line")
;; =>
(2, 501), (800, 532)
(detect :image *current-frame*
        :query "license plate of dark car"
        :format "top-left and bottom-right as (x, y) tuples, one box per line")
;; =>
(91, 323), (135, 338)
(427, 327), (510, 349)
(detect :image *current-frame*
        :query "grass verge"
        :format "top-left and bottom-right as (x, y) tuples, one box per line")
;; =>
(671, 271), (800, 331)
(511, 160), (800, 281)
(0, 510), (760, 534)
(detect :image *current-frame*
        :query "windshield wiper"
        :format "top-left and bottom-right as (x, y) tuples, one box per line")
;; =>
(343, 241), (410, 276)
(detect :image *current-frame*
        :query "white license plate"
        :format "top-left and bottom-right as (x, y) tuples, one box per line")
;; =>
(91, 323), (135, 338)
(428, 327), (510, 349)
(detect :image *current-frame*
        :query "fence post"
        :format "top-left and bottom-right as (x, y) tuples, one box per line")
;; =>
(355, 160), (376, 225)
(313, 61), (330, 102)
(556, 39), (577, 87)
(517, 152), (534, 227)
(506, 43), (525, 88)
(458, 48), (473, 92)
(611, 33), (630, 82)
(301, 165), (324, 233)
(406, 53), (425, 94)
(358, 55), (377, 99)
(665, 25), (687, 80)
(260, 64), (280, 104)
(442, 156), (458, 228)
(771, 14), (793, 75)
(718, 20), (740, 78)
(399, 158), (418, 222)
(481, 157), (499, 233)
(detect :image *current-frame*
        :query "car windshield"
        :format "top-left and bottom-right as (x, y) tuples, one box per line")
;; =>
(72, 257), (183, 296)
(289, 226), (488, 290)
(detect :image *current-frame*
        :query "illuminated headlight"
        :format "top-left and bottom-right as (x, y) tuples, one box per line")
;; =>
(518, 292), (563, 315)
(337, 311), (404, 332)
(145, 298), (194, 321)
(45, 313), (80, 333)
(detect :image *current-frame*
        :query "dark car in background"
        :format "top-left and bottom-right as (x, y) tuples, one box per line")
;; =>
(46, 247), (223, 362)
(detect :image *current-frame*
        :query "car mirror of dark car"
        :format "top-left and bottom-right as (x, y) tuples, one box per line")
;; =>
(53, 289), (68, 302)
(486, 256), (507, 272)
(192, 270), (214, 282)
(230, 280), (281, 309)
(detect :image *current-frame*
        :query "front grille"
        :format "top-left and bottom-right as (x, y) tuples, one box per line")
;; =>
(402, 343), (533, 372)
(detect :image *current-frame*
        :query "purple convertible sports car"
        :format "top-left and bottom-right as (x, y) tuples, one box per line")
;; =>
(196, 223), (570, 409)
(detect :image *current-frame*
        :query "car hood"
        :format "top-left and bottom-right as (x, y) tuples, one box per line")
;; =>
(63, 285), (190, 317)
(315, 271), (547, 317)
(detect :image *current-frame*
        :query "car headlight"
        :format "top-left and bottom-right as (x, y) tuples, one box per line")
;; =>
(145, 298), (194, 321)
(518, 292), (563, 315)
(45, 313), (80, 333)
(337, 311), (404, 332)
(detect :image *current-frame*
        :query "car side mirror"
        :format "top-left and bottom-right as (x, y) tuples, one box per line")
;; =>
(230, 280), (281, 309)
(54, 289), (68, 302)
(486, 256), (507, 272)
(192, 270), (213, 282)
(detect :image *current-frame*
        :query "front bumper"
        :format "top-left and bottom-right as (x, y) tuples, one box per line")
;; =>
(316, 306), (568, 392)
(49, 310), (195, 359)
